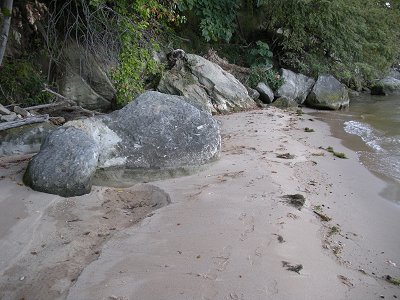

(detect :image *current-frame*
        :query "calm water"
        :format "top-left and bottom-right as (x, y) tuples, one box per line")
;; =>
(312, 94), (400, 201)
(342, 94), (400, 184)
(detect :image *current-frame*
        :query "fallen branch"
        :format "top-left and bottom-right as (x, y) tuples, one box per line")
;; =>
(0, 115), (49, 131)
(24, 101), (71, 111)
(42, 87), (76, 105)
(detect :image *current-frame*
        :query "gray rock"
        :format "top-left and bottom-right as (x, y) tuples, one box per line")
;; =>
(256, 82), (274, 104)
(60, 71), (112, 111)
(371, 76), (400, 96)
(0, 123), (55, 156)
(96, 91), (221, 169)
(275, 69), (315, 104)
(59, 42), (115, 111)
(24, 127), (99, 197)
(271, 97), (299, 109)
(13, 106), (30, 117)
(25, 91), (221, 196)
(248, 88), (260, 101)
(388, 68), (400, 80)
(305, 75), (350, 110)
(0, 104), (11, 115)
(158, 52), (257, 114)
(0, 112), (17, 122)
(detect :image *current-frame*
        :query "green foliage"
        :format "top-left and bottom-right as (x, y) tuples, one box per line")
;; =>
(111, 19), (163, 106)
(0, 58), (51, 105)
(88, 0), (180, 106)
(249, 66), (284, 91)
(248, 41), (273, 67)
(178, 0), (241, 42)
(258, 0), (400, 84)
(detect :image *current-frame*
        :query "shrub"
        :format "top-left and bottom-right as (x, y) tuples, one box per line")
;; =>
(248, 66), (284, 91)
(0, 58), (51, 106)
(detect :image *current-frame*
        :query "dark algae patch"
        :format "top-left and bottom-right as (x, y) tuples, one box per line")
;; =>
(321, 146), (348, 159)
(384, 275), (400, 286)
(282, 194), (305, 210)
(282, 261), (303, 274)
(276, 153), (295, 159)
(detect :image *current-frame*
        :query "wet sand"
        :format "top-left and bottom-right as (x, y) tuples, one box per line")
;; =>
(1, 107), (399, 299)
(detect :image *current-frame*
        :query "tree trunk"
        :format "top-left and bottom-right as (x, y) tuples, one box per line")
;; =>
(0, 0), (13, 66)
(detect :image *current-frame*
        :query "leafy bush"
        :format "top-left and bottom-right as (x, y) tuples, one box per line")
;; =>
(247, 41), (273, 67)
(96, 0), (181, 106)
(0, 58), (51, 105)
(258, 0), (400, 83)
(249, 66), (284, 91)
(178, 0), (241, 42)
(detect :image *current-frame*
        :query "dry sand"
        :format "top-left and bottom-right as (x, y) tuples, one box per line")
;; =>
(0, 107), (399, 299)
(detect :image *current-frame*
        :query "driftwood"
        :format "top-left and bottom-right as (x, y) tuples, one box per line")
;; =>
(0, 114), (49, 131)
(24, 101), (70, 111)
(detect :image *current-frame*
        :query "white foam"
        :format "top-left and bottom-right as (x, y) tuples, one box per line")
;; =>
(344, 121), (384, 152)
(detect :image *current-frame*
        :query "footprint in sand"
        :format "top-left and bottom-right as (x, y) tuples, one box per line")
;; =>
(239, 213), (255, 241)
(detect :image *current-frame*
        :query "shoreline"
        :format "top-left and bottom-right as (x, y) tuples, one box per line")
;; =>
(310, 108), (400, 203)
(1, 107), (399, 299)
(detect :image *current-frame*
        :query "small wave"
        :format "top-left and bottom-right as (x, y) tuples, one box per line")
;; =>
(344, 121), (384, 152)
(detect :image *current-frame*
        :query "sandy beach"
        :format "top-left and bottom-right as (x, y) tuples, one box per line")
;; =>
(1, 107), (399, 299)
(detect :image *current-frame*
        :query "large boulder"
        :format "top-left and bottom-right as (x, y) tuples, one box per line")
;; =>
(86, 91), (221, 169)
(158, 52), (257, 114)
(305, 75), (350, 110)
(275, 69), (315, 104)
(371, 70), (400, 95)
(24, 127), (99, 197)
(24, 92), (221, 196)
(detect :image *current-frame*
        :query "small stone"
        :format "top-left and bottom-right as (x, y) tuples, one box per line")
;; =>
(0, 103), (11, 115)
(13, 106), (30, 117)
(0, 112), (17, 122)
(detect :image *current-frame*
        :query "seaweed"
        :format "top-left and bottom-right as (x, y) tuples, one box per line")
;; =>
(282, 261), (303, 274)
(282, 194), (305, 210)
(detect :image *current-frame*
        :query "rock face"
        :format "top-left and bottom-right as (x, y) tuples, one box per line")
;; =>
(275, 69), (315, 104)
(305, 75), (350, 110)
(24, 91), (221, 196)
(24, 127), (99, 197)
(255, 82), (274, 104)
(371, 70), (400, 95)
(0, 123), (55, 156)
(59, 43), (116, 111)
(158, 53), (257, 114)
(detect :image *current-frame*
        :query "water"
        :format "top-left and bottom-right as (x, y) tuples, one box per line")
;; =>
(312, 94), (400, 201)
(342, 95), (400, 184)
